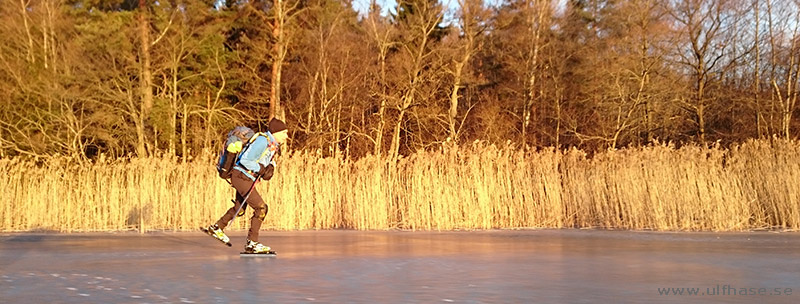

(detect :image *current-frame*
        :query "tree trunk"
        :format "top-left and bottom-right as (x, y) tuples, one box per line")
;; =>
(181, 101), (188, 163)
(138, 0), (152, 231)
(19, 0), (34, 63)
(138, 0), (153, 157)
(366, 5), (393, 156)
(448, 60), (464, 142)
(781, 20), (799, 139)
(270, 0), (287, 120)
(697, 75), (706, 144)
(449, 0), (481, 143)
(375, 51), (387, 155)
(754, 0), (763, 138)
(204, 91), (213, 151)
(390, 106), (407, 159)
(522, 0), (547, 148)
(170, 68), (178, 156)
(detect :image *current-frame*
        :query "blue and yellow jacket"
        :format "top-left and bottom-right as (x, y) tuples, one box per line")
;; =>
(234, 132), (280, 181)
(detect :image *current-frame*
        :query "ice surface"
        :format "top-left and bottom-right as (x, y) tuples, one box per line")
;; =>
(1, 230), (798, 303)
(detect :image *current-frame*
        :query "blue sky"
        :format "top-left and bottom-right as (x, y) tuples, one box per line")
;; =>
(351, 0), (391, 16)
(351, 0), (505, 20)
(352, 0), (456, 18)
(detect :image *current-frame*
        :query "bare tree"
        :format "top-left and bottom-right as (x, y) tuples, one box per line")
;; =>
(596, 0), (672, 148)
(752, 0), (766, 138)
(294, 0), (366, 156)
(389, 0), (445, 157)
(17, 0), (35, 63)
(365, 1), (397, 155)
(269, 0), (302, 120)
(520, 0), (553, 148)
(668, 0), (738, 144)
(193, 47), (243, 156)
(765, 0), (800, 139)
(136, 0), (154, 156)
(444, 0), (486, 144)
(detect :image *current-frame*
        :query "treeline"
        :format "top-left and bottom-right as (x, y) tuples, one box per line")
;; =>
(1, 0), (799, 159)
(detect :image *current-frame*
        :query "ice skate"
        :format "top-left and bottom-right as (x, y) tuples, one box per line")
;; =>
(201, 224), (232, 247)
(241, 239), (276, 256)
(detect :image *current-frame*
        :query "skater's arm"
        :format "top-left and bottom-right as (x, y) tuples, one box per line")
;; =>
(256, 149), (278, 180)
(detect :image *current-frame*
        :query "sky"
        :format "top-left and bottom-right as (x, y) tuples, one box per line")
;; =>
(351, 0), (505, 20)
(350, 0), (569, 24)
(352, 0), (454, 21)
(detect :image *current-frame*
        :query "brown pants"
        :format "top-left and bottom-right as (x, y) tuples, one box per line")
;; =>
(215, 170), (268, 242)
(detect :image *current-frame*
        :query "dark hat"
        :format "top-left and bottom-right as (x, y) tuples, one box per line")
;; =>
(268, 118), (288, 133)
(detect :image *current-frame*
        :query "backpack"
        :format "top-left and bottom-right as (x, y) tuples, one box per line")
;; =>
(216, 126), (256, 179)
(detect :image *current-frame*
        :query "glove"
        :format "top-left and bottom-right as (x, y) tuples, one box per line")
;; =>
(226, 141), (243, 153)
(258, 163), (275, 180)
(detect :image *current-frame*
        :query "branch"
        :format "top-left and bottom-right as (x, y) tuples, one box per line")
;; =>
(149, 11), (176, 47)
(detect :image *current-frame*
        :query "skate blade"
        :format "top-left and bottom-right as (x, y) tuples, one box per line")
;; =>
(200, 227), (232, 247)
(240, 251), (277, 257)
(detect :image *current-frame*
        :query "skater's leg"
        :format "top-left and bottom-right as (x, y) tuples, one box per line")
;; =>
(229, 171), (268, 242)
(214, 198), (242, 230)
(236, 179), (266, 242)
(215, 171), (253, 229)
(247, 198), (267, 242)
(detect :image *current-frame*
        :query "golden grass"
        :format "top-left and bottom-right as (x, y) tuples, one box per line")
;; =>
(1, 139), (799, 232)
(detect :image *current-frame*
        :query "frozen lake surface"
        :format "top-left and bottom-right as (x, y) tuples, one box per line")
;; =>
(1, 230), (798, 303)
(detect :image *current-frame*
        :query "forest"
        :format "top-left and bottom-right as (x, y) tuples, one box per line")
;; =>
(2, 0), (799, 159)
(3, 0), (800, 232)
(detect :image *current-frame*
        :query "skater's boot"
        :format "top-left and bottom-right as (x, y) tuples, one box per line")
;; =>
(205, 224), (230, 244)
(244, 239), (271, 254)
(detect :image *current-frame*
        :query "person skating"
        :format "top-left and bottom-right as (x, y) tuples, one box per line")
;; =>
(204, 118), (288, 253)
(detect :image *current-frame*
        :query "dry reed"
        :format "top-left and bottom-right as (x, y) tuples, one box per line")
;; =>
(1, 139), (798, 232)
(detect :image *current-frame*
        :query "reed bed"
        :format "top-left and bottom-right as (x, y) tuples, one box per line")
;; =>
(1, 140), (799, 232)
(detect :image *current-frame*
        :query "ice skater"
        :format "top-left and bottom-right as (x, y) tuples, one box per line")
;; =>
(203, 118), (288, 254)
